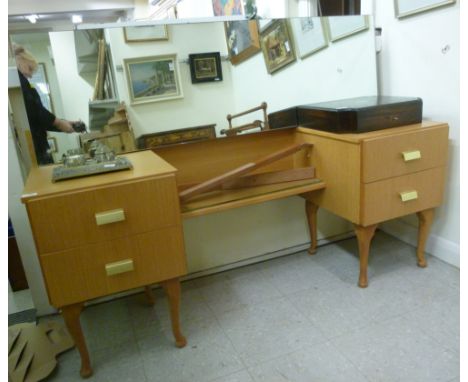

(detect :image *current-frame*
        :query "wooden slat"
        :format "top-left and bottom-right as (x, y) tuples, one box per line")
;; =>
(181, 178), (325, 218)
(179, 143), (312, 202)
(222, 167), (315, 189)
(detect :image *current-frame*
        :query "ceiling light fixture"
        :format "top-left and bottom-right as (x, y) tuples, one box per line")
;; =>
(25, 14), (39, 24)
(71, 14), (83, 24)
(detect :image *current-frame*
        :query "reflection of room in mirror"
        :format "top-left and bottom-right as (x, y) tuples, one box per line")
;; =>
(11, 16), (377, 167)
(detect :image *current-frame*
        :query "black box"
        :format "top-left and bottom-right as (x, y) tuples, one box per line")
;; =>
(268, 96), (423, 133)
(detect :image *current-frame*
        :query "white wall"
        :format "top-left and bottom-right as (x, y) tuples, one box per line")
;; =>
(107, 22), (236, 136)
(375, 1), (460, 267)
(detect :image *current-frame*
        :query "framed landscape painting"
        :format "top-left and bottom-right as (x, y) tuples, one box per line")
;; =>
(124, 54), (183, 105)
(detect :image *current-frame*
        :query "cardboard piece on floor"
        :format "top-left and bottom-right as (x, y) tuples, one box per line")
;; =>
(8, 321), (75, 382)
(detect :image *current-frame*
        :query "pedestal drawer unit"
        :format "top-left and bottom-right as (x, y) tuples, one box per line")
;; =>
(296, 121), (449, 287)
(21, 150), (188, 378)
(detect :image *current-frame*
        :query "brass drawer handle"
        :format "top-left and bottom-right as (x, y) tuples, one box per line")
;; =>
(95, 209), (125, 226)
(400, 190), (418, 202)
(105, 259), (134, 276)
(402, 150), (421, 162)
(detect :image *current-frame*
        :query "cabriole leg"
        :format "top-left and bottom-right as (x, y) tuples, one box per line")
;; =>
(61, 303), (92, 378)
(305, 200), (319, 255)
(353, 224), (378, 288)
(416, 209), (435, 268)
(161, 278), (187, 348)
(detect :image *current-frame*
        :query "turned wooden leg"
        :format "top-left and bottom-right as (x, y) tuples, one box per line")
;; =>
(161, 278), (187, 348)
(353, 224), (378, 288)
(144, 285), (156, 306)
(305, 200), (319, 255)
(61, 303), (92, 378)
(416, 208), (435, 268)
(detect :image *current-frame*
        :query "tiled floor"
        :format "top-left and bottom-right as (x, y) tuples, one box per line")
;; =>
(42, 232), (459, 382)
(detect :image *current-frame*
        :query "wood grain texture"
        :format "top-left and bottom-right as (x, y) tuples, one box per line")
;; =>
(222, 167), (316, 189)
(40, 227), (187, 307)
(361, 167), (446, 226)
(362, 124), (449, 182)
(179, 143), (312, 202)
(154, 129), (304, 187)
(295, 130), (361, 223)
(27, 175), (181, 254)
(181, 179), (325, 219)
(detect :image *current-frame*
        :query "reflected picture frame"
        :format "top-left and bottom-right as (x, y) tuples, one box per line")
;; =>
(394, 0), (456, 18)
(47, 137), (57, 153)
(124, 25), (169, 42)
(224, 20), (261, 65)
(325, 15), (369, 43)
(260, 19), (296, 74)
(212, 0), (244, 16)
(189, 52), (223, 83)
(124, 54), (183, 105)
(290, 17), (328, 59)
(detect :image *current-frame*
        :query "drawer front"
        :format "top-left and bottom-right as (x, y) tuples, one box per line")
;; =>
(40, 227), (187, 307)
(361, 167), (446, 226)
(362, 125), (448, 183)
(28, 176), (180, 254)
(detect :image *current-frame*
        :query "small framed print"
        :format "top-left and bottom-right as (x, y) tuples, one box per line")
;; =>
(260, 19), (296, 74)
(124, 25), (168, 42)
(290, 17), (328, 59)
(189, 52), (223, 83)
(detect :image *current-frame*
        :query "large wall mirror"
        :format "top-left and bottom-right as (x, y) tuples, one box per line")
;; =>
(10, 15), (377, 167)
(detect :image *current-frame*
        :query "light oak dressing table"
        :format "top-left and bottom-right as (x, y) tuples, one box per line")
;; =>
(22, 120), (448, 378)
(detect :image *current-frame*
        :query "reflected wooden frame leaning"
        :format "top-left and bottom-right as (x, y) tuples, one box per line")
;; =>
(325, 15), (369, 43)
(123, 25), (169, 42)
(224, 20), (261, 65)
(394, 0), (456, 19)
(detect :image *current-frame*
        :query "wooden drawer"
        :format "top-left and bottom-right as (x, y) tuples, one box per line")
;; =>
(40, 227), (187, 307)
(361, 167), (446, 226)
(27, 176), (181, 254)
(362, 125), (448, 183)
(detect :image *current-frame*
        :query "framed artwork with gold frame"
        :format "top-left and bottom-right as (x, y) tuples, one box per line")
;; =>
(260, 19), (296, 74)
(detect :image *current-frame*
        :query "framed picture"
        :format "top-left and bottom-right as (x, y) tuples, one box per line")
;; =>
(47, 137), (57, 153)
(30, 63), (54, 113)
(325, 15), (369, 42)
(212, 0), (244, 16)
(224, 20), (261, 65)
(124, 54), (183, 105)
(394, 0), (456, 18)
(189, 52), (223, 83)
(124, 25), (168, 42)
(260, 19), (296, 74)
(290, 17), (328, 59)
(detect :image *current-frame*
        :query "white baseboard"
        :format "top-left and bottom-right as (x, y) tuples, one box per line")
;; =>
(380, 220), (460, 268)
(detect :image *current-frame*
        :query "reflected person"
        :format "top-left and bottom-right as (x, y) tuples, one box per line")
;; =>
(14, 44), (78, 165)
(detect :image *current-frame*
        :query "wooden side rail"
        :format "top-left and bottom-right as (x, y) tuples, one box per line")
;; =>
(221, 102), (269, 136)
(179, 143), (312, 202)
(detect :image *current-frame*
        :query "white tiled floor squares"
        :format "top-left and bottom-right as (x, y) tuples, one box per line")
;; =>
(41, 232), (459, 382)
